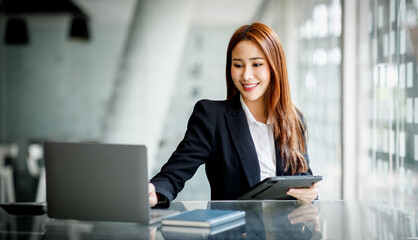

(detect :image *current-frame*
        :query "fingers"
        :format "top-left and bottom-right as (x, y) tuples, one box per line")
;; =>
(289, 213), (318, 224)
(148, 183), (158, 207)
(149, 227), (157, 240)
(289, 214), (309, 224)
(148, 182), (155, 194)
(287, 183), (319, 203)
(288, 203), (319, 224)
(287, 202), (321, 232)
(288, 203), (316, 218)
(314, 217), (321, 232)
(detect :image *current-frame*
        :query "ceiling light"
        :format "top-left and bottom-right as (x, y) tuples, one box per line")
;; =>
(4, 17), (29, 45)
(69, 16), (90, 41)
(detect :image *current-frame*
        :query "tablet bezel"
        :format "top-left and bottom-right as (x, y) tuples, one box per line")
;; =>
(237, 175), (322, 200)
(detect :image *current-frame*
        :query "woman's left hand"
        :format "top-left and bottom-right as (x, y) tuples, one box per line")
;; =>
(286, 183), (319, 203)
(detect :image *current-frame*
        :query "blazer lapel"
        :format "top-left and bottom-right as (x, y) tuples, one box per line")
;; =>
(224, 96), (260, 186)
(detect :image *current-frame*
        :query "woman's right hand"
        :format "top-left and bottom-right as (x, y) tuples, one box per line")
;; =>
(148, 183), (157, 207)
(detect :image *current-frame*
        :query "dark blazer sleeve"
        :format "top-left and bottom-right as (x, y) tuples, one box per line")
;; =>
(150, 100), (215, 204)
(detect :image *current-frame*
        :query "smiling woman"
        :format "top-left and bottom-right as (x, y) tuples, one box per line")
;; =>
(149, 22), (318, 207)
(225, 23), (308, 175)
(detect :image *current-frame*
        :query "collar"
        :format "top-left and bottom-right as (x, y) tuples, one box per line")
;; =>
(239, 95), (271, 126)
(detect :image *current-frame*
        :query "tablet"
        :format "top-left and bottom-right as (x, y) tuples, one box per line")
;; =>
(237, 175), (322, 200)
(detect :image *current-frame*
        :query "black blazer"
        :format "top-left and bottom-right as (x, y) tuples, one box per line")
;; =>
(150, 95), (312, 204)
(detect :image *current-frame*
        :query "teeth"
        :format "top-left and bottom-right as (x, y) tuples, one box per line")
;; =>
(243, 83), (257, 88)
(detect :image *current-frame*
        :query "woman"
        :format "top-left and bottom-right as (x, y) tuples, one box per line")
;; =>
(149, 23), (318, 207)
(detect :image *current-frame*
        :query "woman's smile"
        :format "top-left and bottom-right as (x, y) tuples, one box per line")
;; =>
(242, 82), (259, 91)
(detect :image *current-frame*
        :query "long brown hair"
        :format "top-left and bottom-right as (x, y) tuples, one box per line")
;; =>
(226, 22), (308, 174)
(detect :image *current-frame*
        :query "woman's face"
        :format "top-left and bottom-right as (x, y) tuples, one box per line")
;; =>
(231, 40), (271, 106)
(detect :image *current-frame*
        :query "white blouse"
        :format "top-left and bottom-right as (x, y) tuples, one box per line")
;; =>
(240, 95), (276, 181)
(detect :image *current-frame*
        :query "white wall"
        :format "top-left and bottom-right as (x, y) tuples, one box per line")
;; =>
(102, 0), (192, 173)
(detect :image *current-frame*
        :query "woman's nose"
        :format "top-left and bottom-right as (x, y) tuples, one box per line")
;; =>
(243, 66), (253, 80)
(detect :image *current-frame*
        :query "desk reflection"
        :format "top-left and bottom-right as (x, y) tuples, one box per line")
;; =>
(196, 201), (322, 240)
(262, 201), (322, 239)
(0, 211), (48, 239)
(0, 200), (416, 240)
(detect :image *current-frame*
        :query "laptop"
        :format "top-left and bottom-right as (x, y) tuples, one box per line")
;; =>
(44, 142), (178, 224)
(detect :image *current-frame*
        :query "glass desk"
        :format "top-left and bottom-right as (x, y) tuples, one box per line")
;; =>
(0, 200), (416, 240)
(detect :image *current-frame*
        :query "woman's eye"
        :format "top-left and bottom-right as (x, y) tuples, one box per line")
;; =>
(253, 63), (262, 67)
(233, 64), (243, 68)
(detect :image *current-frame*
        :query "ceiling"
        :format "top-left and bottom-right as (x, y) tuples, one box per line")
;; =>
(1, 0), (263, 26)
(65, 0), (262, 25)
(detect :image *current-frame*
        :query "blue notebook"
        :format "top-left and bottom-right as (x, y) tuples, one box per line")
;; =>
(161, 209), (246, 228)
(160, 218), (246, 236)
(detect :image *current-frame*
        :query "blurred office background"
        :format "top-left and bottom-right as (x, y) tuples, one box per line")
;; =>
(0, 0), (417, 220)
